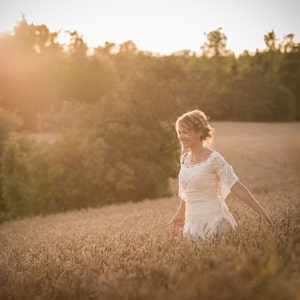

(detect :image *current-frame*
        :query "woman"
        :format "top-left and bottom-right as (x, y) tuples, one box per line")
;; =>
(169, 110), (273, 241)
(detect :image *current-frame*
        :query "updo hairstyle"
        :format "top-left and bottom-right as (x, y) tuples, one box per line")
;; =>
(176, 110), (214, 142)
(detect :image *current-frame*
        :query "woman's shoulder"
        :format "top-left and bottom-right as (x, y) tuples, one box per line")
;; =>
(209, 151), (234, 169)
(206, 149), (221, 159)
(207, 150), (229, 166)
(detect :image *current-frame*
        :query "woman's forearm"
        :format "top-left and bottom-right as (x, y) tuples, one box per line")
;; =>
(176, 199), (186, 217)
(231, 181), (268, 217)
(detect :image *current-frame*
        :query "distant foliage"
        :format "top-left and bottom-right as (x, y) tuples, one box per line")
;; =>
(0, 18), (299, 130)
(224, 69), (296, 121)
(0, 103), (179, 220)
(0, 107), (22, 153)
(0, 108), (22, 218)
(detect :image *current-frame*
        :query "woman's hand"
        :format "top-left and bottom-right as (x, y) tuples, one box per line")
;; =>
(168, 214), (185, 234)
(260, 213), (274, 229)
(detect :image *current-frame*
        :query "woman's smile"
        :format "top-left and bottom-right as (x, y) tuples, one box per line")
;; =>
(180, 139), (189, 147)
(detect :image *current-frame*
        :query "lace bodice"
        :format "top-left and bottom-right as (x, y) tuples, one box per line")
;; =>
(178, 151), (238, 204)
(178, 151), (238, 241)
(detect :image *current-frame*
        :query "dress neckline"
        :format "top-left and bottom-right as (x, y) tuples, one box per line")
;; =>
(181, 151), (217, 168)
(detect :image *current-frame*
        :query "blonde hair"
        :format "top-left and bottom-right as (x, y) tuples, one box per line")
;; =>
(175, 110), (214, 142)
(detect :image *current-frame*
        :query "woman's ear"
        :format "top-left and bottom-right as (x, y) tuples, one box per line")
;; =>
(197, 131), (202, 139)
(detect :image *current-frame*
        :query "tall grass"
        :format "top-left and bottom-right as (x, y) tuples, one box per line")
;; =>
(0, 122), (299, 300)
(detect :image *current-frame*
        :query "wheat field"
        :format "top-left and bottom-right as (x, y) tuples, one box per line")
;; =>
(0, 122), (299, 300)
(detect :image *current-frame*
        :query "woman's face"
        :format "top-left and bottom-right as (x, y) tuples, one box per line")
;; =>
(176, 123), (201, 148)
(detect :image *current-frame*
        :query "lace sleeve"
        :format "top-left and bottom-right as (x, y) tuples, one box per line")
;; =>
(212, 153), (238, 201)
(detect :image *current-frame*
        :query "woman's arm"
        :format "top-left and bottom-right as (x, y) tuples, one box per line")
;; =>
(168, 199), (186, 233)
(231, 181), (273, 227)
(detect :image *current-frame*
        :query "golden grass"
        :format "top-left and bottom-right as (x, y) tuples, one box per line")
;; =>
(1, 122), (300, 300)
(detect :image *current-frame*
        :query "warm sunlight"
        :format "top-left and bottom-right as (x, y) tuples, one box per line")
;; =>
(1, 0), (299, 55)
(55, 30), (72, 49)
(1, 1), (300, 299)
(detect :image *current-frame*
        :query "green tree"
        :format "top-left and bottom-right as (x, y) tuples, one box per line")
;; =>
(264, 30), (279, 52)
(280, 34), (299, 53)
(0, 16), (64, 129)
(0, 108), (22, 217)
(225, 68), (295, 121)
(278, 50), (300, 119)
(1, 136), (29, 218)
(0, 107), (22, 154)
(200, 28), (232, 57)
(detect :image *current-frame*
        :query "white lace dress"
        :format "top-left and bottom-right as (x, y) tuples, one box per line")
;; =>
(179, 151), (238, 241)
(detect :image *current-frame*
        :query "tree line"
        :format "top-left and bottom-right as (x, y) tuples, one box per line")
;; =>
(0, 16), (299, 222)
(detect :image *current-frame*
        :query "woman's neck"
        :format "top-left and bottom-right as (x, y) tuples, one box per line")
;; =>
(190, 143), (205, 155)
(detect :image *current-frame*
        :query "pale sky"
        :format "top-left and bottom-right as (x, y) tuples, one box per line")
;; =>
(0, 0), (299, 55)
